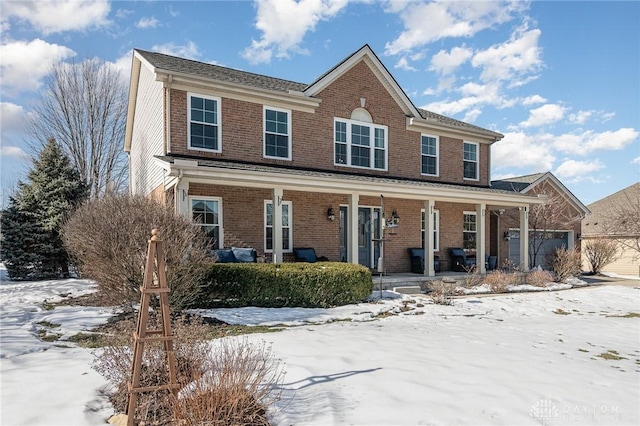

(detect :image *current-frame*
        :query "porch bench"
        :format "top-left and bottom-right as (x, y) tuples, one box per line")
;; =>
(212, 247), (257, 263)
(407, 248), (440, 274)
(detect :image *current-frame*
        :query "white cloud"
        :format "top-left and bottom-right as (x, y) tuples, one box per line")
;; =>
(522, 95), (546, 105)
(631, 156), (640, 165)
(0, 145), (29, 159)
(108, 50), (134, 84)
(242, 0), (348, 64)
(385, 1), (527, 55)
(520, 103), (566, 128)
(554, 159), (605, 182)
(0, 39), (76, 94)
(429, 46), (473, 75)
(471, 26), (543, 83)
(1, 0), (111, 35)
(552, 128), (638, 155)
(1, 102), (27, 135)
(394, 56), (417, 71)
(491, 131), (556, 171)
(151, 41), (201, 60)
(136, 16), (160, 29)
(568, 110), (593, 124)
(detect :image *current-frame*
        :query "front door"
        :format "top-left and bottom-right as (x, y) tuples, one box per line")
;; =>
(339, 206), (381, 268)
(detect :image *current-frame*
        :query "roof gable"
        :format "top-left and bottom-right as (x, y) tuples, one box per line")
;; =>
(304, 44), (421, 117)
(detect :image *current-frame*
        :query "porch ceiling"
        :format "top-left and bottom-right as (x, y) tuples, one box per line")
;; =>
(156, 155), (544, 207)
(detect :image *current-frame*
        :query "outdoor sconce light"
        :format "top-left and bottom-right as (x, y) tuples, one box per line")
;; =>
(327, 207), (335, 221)
(391, 210), (400, 225)
(503, 231), (511, 241)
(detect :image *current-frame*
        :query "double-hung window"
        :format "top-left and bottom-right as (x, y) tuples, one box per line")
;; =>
(264, 107), (291, 160)
(264, 201), (292, 252)
(463, 141), (478, 180)
(421, 135), (439, 176)
(190, 197), (222, 249)
(463, 212), (477, 250)
(421, 209), (440, 251)
(334, 118), (387, 170)
(188, 94), (220, 152)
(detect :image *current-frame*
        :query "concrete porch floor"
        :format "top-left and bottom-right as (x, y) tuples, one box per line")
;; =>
(370, 271), (473, 293)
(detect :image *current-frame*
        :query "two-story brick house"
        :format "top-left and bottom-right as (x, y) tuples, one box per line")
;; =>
(125, 44), (542, 275)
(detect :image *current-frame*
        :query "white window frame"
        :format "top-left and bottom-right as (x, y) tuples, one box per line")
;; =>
(463, 141), (479, 181)
(421, 134), (439, 177)
(264, 200), (293, 253)
(263, 106), (292, 160)
(463, 211), (477, 250)
(189, 196), (223, 249)
(421, 209), (440, 251)
(188, 93), (221, 153)
(334, 118), (388, 171)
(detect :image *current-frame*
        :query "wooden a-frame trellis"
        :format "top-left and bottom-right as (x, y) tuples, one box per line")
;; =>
(126, 229), (178, 426)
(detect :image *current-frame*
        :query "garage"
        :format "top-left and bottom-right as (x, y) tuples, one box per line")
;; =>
(508, 230), (570, 270)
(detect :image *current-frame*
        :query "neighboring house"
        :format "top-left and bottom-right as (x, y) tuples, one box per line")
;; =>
(491, 172), (589, 270)
(581, 183), (640, 277)
(125, 44), (544, 276)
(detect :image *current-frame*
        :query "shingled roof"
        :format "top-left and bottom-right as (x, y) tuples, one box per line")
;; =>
(491, 173), (547, 192)
(135, 47), (501, 137)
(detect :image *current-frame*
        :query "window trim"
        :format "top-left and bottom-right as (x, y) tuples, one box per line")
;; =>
(463, 141), (479, 181)
(421, 134), (439, 177)
(263, 106), (292, 161)
(187, 93), (222, 153)
(333, 118), (388, 171)
(264, 200), (293, 253)
(421, 208), (440, 252)
(462, 211), (477, 250)
(189, 196), (223, 249)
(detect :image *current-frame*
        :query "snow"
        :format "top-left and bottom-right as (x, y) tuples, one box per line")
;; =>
(2, 262), (639, 425)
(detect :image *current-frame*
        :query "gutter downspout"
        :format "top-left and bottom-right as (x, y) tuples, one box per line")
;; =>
(165, 74), (172, 154)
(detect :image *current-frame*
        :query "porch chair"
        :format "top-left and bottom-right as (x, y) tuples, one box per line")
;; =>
(293, 247), (329, 263)
(448, 247), (476, 272)
(407, 248), (440, 274)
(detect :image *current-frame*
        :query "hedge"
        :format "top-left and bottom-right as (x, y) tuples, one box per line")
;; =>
(193, 262), (373, 308)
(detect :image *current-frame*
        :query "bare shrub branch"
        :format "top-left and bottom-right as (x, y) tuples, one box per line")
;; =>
(550, 247), (582, 282)
(582, 238), (619, 274)
(525, 269), (555, 287)
(482, 270), (520, 292)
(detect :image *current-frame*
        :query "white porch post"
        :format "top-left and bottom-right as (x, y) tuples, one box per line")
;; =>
(176, 179), (190, 218)
(476, 203), (486, 274)
(519, 206), (529, 271)
(272, 188), (283, 264)
(423, 200), (435, 277)
(348, 193), (359, 264)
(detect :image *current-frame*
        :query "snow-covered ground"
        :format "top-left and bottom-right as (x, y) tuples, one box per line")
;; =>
(1, 262), (639, 425)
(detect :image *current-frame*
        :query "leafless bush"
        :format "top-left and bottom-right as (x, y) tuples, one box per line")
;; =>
(429, 280), (457, 305)
(62, 194), (214, 310)
(500, 258), (520, 273)
(582, 238), (619, 274)
(482, 270), (520, 292)
(526, 269), (555, 287)
(94, 317), (282, 425)
(462, 265), (483, 288)
(551, 247), (582, 282)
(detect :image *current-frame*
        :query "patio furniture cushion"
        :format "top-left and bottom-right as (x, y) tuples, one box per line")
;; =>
(293, 247), (328, 263)
(213, 249), (237, 263)
(448, 247), (476, 272)
(407, 248), (440, 273)
(231, 247), (257, 263)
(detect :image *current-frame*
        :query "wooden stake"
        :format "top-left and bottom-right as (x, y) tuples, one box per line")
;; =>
(126, 229), (178, 426)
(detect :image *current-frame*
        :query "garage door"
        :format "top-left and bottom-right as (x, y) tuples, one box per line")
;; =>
(508, 230), (569, 269)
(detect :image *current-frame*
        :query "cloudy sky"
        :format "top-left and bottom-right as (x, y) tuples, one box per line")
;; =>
(1, 0), (638, 206)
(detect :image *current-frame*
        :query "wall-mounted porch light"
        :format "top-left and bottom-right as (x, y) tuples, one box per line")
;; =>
(503, 231), (511, 241)
(327, 207), (335, 221)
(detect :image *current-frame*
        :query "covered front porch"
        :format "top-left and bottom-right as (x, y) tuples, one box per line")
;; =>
(158, 156), (544, 276)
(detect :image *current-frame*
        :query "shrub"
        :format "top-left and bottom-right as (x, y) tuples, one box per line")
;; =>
(196, 262), (373, 308)
(482, 270), (520, 292)
(428, 280), (457, 305)
(550, 247), (582, 282)
(582, 238), (619, 274)
(526, 269), (555, 287)
(62, 194), (214, 310)
(93, 316), (282, 425)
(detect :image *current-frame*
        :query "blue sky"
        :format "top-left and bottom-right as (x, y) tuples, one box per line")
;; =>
(1, 0), (638, 207)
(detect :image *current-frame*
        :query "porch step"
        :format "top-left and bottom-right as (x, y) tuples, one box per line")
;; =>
(392, 285), (423, 295)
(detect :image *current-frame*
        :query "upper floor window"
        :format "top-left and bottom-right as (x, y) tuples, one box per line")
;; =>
(188, 94), (220, 152)
(334, 118), (387, 171)
(421, 209), (440, 251)
(463, 211), (476, 250)
(264, 107), (291, 160)
(421, 135), (439, 176)
(463, 141), (478, 180)
(190, 196), (222, 249)
(264, 200), (292, 252)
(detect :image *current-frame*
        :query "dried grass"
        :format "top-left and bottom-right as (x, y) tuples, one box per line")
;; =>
(526, 269), (555, 287)
(482, 270), (520, 293)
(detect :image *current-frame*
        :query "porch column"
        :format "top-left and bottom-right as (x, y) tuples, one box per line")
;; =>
(348, 193), (359, 264)
(519, 205), (529, 271)
(476, 203), (486, 274)
(175, 179), (190, 218)
(272, 188), (283, 264)
(423, 200), (435, 277)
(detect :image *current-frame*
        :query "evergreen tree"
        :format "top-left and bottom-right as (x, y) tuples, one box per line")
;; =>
(1, 139), (88, 279)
